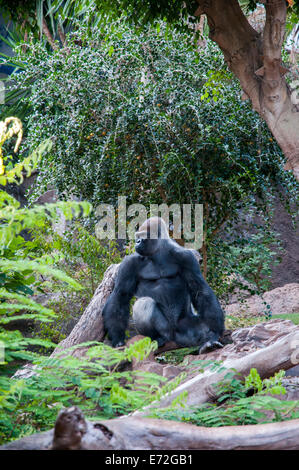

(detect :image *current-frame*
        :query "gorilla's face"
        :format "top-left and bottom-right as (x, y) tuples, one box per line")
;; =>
(135, 236), (159, 257)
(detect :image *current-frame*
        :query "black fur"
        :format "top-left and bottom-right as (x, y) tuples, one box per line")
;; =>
(102, 236), (224, 351)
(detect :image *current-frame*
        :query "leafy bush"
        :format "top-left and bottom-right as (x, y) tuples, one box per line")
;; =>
(31, 221), (124, 295)
(207, 227), (284, 307)
(0, 117), (91, 326)
(0, 337), (176, 444)
(0, 118), (182, 445)
(29, 221), (125, 343)
(148, 367), (299, 427)
(4, 17), (298, 294)
(0, 117), (89, 439)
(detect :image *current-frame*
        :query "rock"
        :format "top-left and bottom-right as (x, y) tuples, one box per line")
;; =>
(134, 361), (165, 376)
(186, 319), (299, 365)
(128, 320), (299, 381)
(224, 273), (256, 304)
(286, 365), (299, 377)
(135, 361), (183, 379)
(162, 365), (183, 379)
(225, 283), (299, 317)
(280, 377), (299, 401)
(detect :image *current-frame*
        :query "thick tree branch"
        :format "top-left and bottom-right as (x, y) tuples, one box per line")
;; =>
(256, 0), (289, 116)
(196, 0), (299, 181)
(50, 263), (120, 356)
(196, 0), (262, 111)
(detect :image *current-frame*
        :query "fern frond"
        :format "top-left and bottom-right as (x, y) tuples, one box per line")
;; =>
(0, 260), (83, 290)
(0, 199), (92, 247)
(0, 138), (53, 186)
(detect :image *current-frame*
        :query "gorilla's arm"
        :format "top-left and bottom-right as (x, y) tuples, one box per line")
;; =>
(102, 255), (138, 347)
(175, 249), (224, 336)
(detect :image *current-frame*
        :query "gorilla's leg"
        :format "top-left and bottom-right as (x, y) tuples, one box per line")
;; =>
(174, 316), (223, 352)
(132, 297), (171, 347)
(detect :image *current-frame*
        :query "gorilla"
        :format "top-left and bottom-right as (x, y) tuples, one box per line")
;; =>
(102, 217), (224, 353)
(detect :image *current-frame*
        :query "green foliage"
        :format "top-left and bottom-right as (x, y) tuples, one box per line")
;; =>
(156, 347), (199, 365)
(1, 1), (298, 46)
(0, 0), (98, 39)
(91, 0), (299, 25)
(0, 117), (98, 443)
(17, 19), (291, 209)
(224, 232), (283, 291)
(32, 221), (124, 294)
(149, 367), (299, 427)
(0, 192), (91, 322)
(245, 368), (286, 396)
(27, 220), (124, 343)
(0, 119), (92, 319)
(272, 312), (299, 325)
(0, 338), (184, 444)
(208, 227), (284, 304)
(151, 395), (299, 427)
(4, 18), (297, 296)
(0, 0), (36, 22)
(0, 120), (180, 446)
(0, 2), (101, 122)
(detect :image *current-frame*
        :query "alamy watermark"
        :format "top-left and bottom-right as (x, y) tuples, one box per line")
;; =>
(95, 197), (203, 249)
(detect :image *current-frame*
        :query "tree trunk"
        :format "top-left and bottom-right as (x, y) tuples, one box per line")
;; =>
(51, 263), (120, 356)
(196, 0), (299, 181)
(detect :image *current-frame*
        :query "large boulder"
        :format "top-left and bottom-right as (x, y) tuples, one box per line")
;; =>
(225, 283), (299, 317)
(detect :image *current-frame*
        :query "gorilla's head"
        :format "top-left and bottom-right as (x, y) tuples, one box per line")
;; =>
(135, 217), (169, 257)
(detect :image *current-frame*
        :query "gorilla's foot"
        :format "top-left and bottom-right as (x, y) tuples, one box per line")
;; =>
(198, 340), (223, 355)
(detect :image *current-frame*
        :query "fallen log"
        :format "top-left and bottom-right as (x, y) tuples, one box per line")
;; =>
(5, 329), (299, 450)
(1, 406), (299, 450)
(132, 329), (299, 413)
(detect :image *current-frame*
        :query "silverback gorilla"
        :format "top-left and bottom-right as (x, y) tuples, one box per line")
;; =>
(102, 217), (224, 353)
